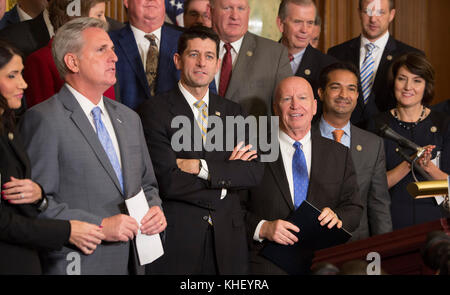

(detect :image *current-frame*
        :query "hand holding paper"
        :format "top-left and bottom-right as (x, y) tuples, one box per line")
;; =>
(140, 205), (167, 235)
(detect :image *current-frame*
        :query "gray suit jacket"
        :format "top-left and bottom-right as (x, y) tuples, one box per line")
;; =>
(349, 125), (392, 241)
(224, 32), (292, 116)
(19, 85), (162, 275)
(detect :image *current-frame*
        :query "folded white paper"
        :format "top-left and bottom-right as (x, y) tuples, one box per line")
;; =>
(125, 188), (164, 265)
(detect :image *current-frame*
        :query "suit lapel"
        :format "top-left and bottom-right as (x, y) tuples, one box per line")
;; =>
(350, 37), (361, 67)
(269, 153), (294, 211)
(118, 25), (151, 99)
(226, 32), (256, 100)
(373, 36), (397, 88)
(8, 132), (30, 177)
(295, 45), (314, 78)
(349, 125), (363, 170)
(59, 86), (123, 194)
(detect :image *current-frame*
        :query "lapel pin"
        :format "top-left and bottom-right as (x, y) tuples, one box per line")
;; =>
(215, 111), (221, 116)
(116, 118), (122, 124)
(431, 126), (437, 133)
(304, 69), (311, 76)
(356, 145), (363, 152)
(387, 55), (393, 61)
(7, 132), (14, 141)
(246, 51), (253, 57)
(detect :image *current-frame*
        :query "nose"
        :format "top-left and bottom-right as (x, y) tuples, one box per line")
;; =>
(19, 74), (28, 90)
(197, 54), (206, 67)
(404, 79), (412, 90)
(110, 48), (118, 63)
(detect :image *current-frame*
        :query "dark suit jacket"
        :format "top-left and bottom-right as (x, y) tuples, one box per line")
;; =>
(244, 130), (363, 275)
(106, 16), (125, 32)
(109, 23), (183, 109)
(0, 5), (20, 30)
(327, 35), (423, 127)
(138, 87), (265, 275)
(431, 99), (450, 114)
(0, 131), (70, 275)
(0, 11), (50, 58)
(294, 45), (338, 120)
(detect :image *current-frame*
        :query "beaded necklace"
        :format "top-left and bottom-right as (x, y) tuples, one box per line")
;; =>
(393, 106), (426, 130)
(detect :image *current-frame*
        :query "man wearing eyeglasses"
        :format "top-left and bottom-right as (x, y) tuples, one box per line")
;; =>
(327, 0), (423, 129)
(183, 0), (212, 28)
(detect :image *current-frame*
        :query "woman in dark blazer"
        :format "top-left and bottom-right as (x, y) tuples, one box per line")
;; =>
(0, 41), (105, 274)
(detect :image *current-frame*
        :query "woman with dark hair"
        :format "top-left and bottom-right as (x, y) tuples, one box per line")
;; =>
(0, 41), (105, 274)
(23, 0), (115, 108)
(372, 52), (450, 230)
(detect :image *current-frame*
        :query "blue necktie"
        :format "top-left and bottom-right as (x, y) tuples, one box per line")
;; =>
(91, 106), (123, 192)
(292, 142), (308, 209)
(361, 43), (376, 104)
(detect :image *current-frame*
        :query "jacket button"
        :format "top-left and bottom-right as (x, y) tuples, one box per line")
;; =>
(202, 216), (209, 221)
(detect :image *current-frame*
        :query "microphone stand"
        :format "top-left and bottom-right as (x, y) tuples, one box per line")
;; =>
(395, 146), (433, 181)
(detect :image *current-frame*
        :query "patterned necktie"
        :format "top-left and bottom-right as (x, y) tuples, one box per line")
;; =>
(193, 100), (208, 142)
(292, 142), (309, 209)
(145, 34), (159, 96)
(219, 43), (232, 97)
(91, 107), (123, 192)
(360, 43), (376, 105)
(332, 129), (345, 143)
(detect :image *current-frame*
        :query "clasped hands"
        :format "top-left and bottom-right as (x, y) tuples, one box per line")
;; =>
(259, 207), (342, 246)
(176, 141), (257, 175)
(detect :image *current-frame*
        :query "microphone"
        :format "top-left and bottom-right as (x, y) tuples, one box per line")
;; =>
(379, 124), (425, 157)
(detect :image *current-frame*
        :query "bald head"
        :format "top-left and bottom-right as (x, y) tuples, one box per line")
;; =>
(274, 76), (317, 141)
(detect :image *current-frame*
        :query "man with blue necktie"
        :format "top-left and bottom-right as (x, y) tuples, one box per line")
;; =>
(243, 76), (362, 275)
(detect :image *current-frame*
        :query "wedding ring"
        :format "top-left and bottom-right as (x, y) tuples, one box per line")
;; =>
(20, 194), (24, 199)
(160, 221), (163, 225)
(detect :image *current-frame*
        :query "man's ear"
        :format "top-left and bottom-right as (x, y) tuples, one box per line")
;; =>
(173, 53), (182, 70)
(64, 53), (79, 73)
(318, 88), (324, 102)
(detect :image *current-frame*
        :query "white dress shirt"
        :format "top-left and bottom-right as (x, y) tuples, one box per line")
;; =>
(253, 130), (312, 242)
(359, 31), (390, 79)
(214, 36), (244, 91)
(130, 25), (162, 67)
(66, 84), (122, 168)
(178, 82), (227, 199)
(290, 47), (306, 75)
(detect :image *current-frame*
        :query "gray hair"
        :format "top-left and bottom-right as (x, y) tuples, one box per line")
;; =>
(209, 0), (248, 8)
(278, 0), (317, 22)
(52, 17), (108, 78)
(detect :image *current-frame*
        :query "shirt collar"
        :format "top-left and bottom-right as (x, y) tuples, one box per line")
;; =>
(279, 129), (311, 149)
(178, 81), (210, 109)
(130, 24), (162, 46)
(319, 116), (351, 137)
(16, 4), (33, 22)
(361, 31), (390, 50)
(65, 83), (106, 118)
(220, 35), (244, 55)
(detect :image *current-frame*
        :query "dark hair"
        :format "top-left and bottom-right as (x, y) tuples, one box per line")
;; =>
(318, 62), (361, 92)
(0, 41), (23, 134)
(359, 0), (394, 11)
(177, 25), (220, 57)
(388, 52), (435, 105)
(278, 0), (317, 22)
(49, 0), (107, 32)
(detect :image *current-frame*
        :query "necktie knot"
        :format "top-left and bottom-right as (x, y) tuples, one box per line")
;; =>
(365, 43), (376, 55)
(293, 141), (302, 150)
(91, 106), (102, 121)
(332, 129), (345, 143)
(288, 54), (294, 62)
(194, 100), (207, 110)
(145, 34), (157, 47)
(224, 43), (232, 52)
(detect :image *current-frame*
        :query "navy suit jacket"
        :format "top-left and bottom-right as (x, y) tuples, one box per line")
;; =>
(0, 5), (20, 30)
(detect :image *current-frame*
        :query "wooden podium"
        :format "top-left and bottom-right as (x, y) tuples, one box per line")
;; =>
(312, 218), (450, 274)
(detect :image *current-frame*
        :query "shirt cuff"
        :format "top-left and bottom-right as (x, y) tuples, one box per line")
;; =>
(197, 159), (209, 180)
(253, 220), (267, 242)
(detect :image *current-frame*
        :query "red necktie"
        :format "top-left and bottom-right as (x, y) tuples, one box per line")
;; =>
(288, 54), (294, 62)
(219, 43), (232, 97)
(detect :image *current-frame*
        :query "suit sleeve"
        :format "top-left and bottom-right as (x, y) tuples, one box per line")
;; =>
(367, 138), (393, 235)
(19, 108), (103, 225)
(334, 149), (363, 232)
(275, 45), (294, 85)
(0, 207), (70, 250)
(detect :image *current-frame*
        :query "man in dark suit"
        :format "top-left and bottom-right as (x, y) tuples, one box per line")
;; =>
(276, 0), (337, 119)
(317, 62), (392, 241)
(138, 26), (264, 275)
(210, 0), (292, 116)
(327, 0), (423, 127)
(431, 99), (450, 115)
(20, 18), (166, 275)
(109, 0), (183, 109)
(0, 0), (46, 30)
(244, 76), (363, 275)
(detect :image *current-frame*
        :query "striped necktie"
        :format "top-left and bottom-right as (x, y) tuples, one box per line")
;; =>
(360, 43), (376, 104)
(194, 100), (208, 142)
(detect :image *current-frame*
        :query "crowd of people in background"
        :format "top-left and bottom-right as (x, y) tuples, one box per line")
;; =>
(0, 0), (448, 275)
